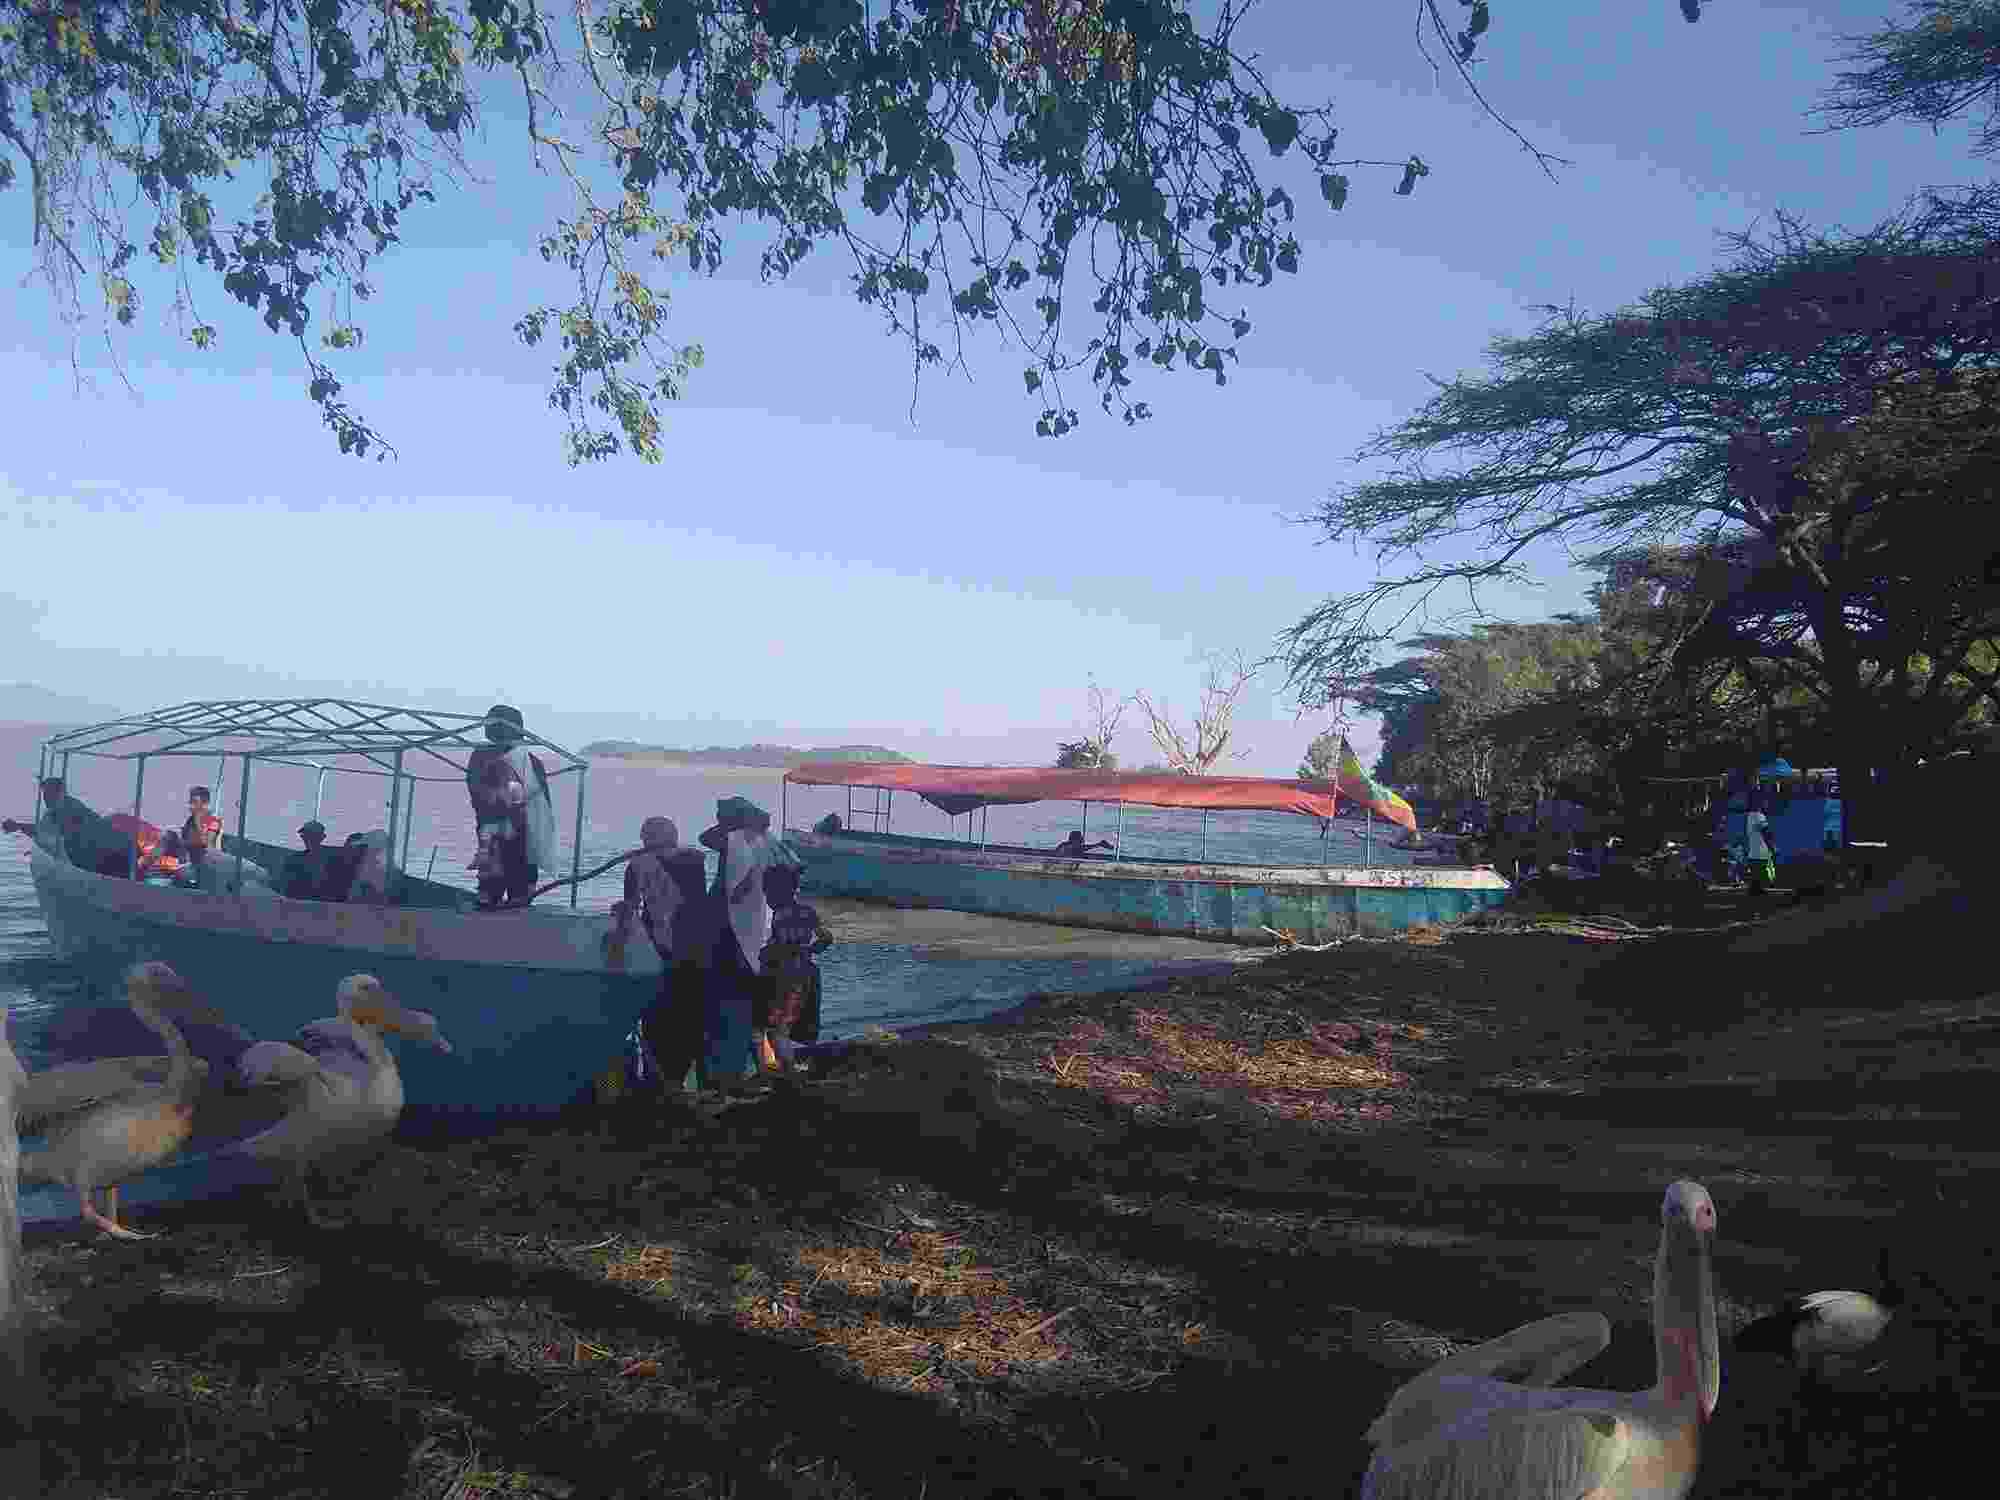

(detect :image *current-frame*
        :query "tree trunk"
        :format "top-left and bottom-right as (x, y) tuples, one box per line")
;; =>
(1836, 753), (1877, 850)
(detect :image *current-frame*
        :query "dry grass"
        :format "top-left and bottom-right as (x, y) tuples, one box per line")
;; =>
(13, 910), (1998, 1499)
(1029, 1003), (1410, 1125)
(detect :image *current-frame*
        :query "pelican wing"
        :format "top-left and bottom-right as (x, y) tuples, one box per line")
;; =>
(1367, 1313), (1612, 1450)
(16, 1056), (208, 1129)
(293, 1020), (382, 1089)
(236, 1040), (325, 1090)
(1363, 1396), (1632, 1500)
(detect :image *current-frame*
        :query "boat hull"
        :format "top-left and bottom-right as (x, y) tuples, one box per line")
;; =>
(27, 849), (660, 1128)
(787, 829), (1510, 942)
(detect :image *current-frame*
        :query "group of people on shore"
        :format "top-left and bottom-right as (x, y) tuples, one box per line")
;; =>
(608, 795), (834, 1095)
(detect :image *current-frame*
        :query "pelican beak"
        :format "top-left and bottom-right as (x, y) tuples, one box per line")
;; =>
(385, 1004), (453, 1053)
(1692, 1226), (1719, 1419)
(1665, 1216), (1720, 1420)
(1661, 1181), (1720, 1421)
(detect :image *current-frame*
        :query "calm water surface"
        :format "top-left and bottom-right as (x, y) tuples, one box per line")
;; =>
(1, 720), (1416, 1068)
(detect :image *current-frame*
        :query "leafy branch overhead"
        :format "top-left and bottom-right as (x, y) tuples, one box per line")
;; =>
(1, 0), (1576, 462)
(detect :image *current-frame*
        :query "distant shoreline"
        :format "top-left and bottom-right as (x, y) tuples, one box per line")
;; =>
(581, 742), (912, 770)
(585, 757), (795, 775)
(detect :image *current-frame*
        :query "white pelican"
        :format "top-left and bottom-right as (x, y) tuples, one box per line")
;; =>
(219, 975), (453, 1227)
(1733, 1247), (1907, 1383)
(1361, 1180), (1720, 1500)
(16, 961), (229, 1240)
(1, 1004), (29, 1379)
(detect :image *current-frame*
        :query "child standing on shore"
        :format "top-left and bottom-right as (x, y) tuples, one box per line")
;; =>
(756, 863), (832, 1073)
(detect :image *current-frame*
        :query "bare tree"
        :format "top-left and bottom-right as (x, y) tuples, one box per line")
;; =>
(1085, 677), (1130, 765)
(1056, 676), (1131, 769)
(1134, 651), (1258, 775)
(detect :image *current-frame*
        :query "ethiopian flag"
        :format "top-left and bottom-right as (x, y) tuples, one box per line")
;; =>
(1335, 736), (1418, 833)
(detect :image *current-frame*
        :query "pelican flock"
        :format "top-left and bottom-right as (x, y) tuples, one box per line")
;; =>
(1361, 1179), (1720, 1500)
(11, 966), (452, 1235)
(218, 974), (454, 1227)
(16, 962), (228, 1240)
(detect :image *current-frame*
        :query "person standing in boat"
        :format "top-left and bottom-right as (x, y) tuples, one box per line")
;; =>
(465, 704), (557, 909)
(608, 816), (712, 1093)
(182, 785), (224, 868)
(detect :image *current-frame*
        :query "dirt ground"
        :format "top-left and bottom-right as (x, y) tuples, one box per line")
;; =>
(7, 882), (1996, 1498)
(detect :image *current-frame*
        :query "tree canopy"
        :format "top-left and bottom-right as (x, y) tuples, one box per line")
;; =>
(1356, 620), (1602, 808)
(1275, 188), (2000, 835)
(1, 0), (1602, 462)
(1813, 0), (2000, 158)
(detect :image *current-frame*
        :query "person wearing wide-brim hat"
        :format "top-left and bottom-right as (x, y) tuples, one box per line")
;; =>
(695, 796), (788, 1090)
(464, 704), (557, 910)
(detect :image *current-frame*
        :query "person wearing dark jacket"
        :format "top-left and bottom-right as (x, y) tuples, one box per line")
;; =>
(281, 821), (341, 900)
(4, 777), (132, 875)
(607, 816), (714, 1093)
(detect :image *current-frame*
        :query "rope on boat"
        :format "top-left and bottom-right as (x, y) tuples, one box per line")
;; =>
(500, 845), (652, 909)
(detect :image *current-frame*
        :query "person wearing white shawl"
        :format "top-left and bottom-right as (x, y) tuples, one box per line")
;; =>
(466, 704), (556, 909)
(697, 798), (794, 1088)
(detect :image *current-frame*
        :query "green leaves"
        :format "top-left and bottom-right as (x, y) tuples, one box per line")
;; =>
(11, 0), (1489, 463)
(1257, 108), (1301, 157)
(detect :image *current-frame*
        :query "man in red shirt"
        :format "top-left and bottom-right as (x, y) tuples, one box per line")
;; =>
(182, 785), (224, 867)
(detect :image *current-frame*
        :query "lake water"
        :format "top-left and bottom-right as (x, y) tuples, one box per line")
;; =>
(1, 719), (1418, 1070)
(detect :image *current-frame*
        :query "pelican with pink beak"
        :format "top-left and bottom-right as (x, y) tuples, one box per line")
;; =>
(220, 975), (453, 1227)
(1360, 1180), (1721, 1500)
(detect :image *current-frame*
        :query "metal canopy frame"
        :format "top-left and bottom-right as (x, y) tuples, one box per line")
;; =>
(35, 698), (592, 907)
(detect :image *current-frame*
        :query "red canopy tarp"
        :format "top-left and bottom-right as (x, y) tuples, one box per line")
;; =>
(782, 762), (1339, 822)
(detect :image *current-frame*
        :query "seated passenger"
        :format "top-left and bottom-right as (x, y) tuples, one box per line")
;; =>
(138, 829), (189, 884)
(1052, 829), (1115, 857)
(282, 820), (339, 900)
(320, 835), (368, 903)
(4, 777), (130, 873)
(813, 813), (844, 835)
(344, 830), (394, 904)
(182, 785), (225, 866)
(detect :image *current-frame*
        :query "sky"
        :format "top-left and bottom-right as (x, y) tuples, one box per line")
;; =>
(0, 1), (1983, 774)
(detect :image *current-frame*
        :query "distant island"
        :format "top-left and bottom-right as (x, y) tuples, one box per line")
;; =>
(581, 741), (914, 768)
(0, 682), (127, 726)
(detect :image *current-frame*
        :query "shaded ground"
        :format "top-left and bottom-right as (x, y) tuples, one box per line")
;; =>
(8, 881), (1997, 1498)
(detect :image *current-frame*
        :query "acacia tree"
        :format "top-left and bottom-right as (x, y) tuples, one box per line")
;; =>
(1276, 193), (2000, 841)
(1357, 620), (1600, 807)
(0, 0), (1598, 463)
(1813, 0), (2000, 157)
(1133, 646), (1253, 774)
(1474, 542), (1824, 824)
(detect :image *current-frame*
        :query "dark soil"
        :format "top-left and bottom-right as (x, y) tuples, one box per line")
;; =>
(9, 889), (1996, 1498)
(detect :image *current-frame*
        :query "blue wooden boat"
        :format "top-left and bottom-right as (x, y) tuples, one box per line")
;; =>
(13, 699), (673, 1223)
(780, 763), (1510, 943)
